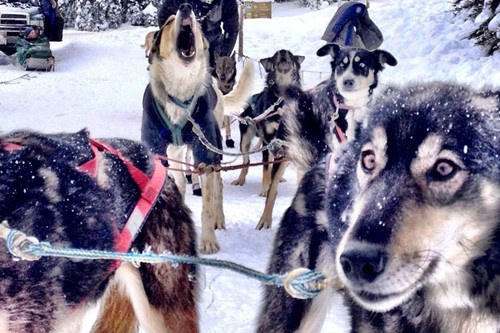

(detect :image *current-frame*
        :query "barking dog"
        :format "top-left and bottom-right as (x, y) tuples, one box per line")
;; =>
(256, 82), (500, 333)
(232, 49), (304, 197)
(0, 130), (198, 333)
(141, 3), (253, 254)
(256, 43), (397, 229)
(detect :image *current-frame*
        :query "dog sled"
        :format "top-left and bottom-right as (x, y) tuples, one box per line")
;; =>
(15, 34), (55, 71)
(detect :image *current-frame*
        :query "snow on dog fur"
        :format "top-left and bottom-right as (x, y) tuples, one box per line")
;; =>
(256, 82), (500, 333)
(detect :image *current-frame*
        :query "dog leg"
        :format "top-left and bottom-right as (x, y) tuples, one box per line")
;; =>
(257, 161), (289, 229)
(259, 149), (271, 197)
(167, 144), (187, 198)
(231, 125), (254, 186)
(200, 172), (225, 253)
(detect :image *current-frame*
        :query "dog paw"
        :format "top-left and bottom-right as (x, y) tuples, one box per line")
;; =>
(279, 177), (287, 183)
(231, 179), (245, 186)
(255, 217), (272, 230)
(200, 238), (220, 254)
(225, 139), (235, 148)
(259, 189), (269, 197)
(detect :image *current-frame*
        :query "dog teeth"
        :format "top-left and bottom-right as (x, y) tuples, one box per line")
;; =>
(182, 51), (195, 58)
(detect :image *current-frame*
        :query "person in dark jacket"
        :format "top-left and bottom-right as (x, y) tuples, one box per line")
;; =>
(158, 0), (239, 69)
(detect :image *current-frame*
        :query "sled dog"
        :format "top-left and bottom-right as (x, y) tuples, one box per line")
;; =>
(0, 129), (198, 333)
(256, 82), (500, 333)
(257, 43), (397, 229)
(141, 3), (253, 254)
(232, 49), (304, 198)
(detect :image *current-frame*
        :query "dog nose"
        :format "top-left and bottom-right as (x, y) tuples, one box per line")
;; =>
(339, 246), (387, 284)
(179, 3), (193, 13)
(343, 79), (355, 89)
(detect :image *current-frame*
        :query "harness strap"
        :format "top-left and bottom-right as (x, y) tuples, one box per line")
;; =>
(78, 139), (168, 254)
(332, 94), (350, 144)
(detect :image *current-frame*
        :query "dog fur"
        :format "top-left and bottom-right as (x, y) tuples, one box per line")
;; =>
(256, 82), (500, 333)
(257, 43), (397, 229)
(141, 4), (253, 254)
(214, 52), (238, 148)
(0, 129), (198, 333)
(232, 49), (304, 198)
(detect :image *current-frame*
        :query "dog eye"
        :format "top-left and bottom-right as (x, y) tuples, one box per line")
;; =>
(429, 159), (458, 181)
(361, 150), (376, 172)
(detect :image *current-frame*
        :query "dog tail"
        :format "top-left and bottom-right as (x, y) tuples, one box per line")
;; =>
(282, 86), (330, 173)
(92, 263), (167, 333)
(223, 60), (254, 116)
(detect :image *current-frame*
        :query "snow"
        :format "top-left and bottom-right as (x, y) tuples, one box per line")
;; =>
(1, 0), (499, 332)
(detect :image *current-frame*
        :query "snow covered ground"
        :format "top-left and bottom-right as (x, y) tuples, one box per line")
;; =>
(1, 0), (499, 332)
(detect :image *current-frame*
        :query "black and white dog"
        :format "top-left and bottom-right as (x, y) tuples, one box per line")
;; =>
(257, 43), (397, 229)
(256, 82), (500, 333)
(232, 49), (304, 197)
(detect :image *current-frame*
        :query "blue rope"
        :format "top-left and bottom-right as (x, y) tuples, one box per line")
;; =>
(3, 228), (326, 299)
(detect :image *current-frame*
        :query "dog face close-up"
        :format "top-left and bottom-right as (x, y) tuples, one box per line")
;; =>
(317, 43), (397, 103)
(150, 3), (207, 67)
(328, 83), (500, 326)
(260, 49), (305, 87)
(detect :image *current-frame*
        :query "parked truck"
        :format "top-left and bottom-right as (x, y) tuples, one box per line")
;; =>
(0, 0), (62, 55)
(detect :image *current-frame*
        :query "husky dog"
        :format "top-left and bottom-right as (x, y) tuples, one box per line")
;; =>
(256, 43), (397, 229)
(214, 52), (238, 148)
(256, 82), (500, 333)
(141, 3), (253, 253)
(0, 129), (198, 333)
(232, 49), (304, 197)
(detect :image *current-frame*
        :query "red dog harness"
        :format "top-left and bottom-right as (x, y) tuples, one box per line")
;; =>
(2, 137), (167, 259)
(78, 139), (167, 256)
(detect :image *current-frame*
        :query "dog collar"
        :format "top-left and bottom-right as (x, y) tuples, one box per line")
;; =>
(167, 94), (195, 109)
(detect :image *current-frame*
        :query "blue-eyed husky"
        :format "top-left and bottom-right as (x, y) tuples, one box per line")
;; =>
(256, 82), (500, 333)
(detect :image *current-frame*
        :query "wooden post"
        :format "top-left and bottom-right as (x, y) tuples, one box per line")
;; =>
(238, 3), (244, 61)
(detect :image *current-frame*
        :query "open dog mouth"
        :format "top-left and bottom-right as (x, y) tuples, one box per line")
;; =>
(176, 17), (196, 60)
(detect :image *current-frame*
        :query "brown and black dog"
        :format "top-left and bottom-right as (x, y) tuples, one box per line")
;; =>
(0, 129), (198, 332)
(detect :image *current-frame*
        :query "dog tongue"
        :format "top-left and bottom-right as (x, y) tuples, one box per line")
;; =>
(182, 18), (192, 26)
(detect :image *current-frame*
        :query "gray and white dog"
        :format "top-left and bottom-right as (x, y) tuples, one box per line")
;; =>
(256, 82), (500, 333)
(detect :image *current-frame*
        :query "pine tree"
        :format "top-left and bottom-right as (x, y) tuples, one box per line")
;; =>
(75, 0), (94, 30)
(453, 0), (499, 55)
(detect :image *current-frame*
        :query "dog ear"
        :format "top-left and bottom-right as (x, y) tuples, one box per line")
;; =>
(148, 30), (160, 64)
(260, 57), (273, 73)
(316, 43), (341, 57)
(294, 55), (305, 64)
(374, 50), (398, 67)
